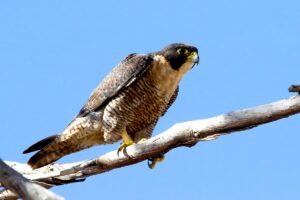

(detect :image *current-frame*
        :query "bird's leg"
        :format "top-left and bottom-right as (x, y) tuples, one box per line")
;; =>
(134, 137), (164, 169)
(117, 129), (135, 155)
(148, 154), (165, 169)
(118, 132), (164, 168)
(288, 84), (300, 94)
(137, 138), (148, 143)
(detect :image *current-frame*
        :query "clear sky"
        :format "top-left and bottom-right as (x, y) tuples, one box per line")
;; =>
(1, 1), (300, 199)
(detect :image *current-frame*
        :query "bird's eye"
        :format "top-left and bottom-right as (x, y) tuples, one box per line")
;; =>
(177, 48), (188, 55)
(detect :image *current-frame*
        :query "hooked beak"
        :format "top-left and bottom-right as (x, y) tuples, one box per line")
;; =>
(188, 51), (199, 68)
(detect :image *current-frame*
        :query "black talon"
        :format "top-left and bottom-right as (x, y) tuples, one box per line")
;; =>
(147, 158), (154, 169)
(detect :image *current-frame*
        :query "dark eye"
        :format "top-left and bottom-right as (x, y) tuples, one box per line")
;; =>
(177, 48), (188, 55)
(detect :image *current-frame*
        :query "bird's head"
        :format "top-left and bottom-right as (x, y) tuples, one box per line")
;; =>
(158, 43), (199, 71)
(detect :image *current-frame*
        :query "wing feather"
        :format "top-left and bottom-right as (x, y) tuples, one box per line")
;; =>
(77, 53), (153, 117)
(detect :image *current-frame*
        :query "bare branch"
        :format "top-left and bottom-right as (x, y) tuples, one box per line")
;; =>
(0, 159), (64, 200)
(38, 94), (300, 181)
(1, 93), (300, 199)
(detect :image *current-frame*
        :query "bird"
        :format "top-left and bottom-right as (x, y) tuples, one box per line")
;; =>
(23, 43), (199, 169)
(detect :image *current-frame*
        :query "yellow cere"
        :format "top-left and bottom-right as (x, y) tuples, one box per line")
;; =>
(188, 51), (197, 58)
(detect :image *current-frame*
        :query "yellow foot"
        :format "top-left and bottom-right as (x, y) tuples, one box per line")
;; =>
(148, 155), (165, 169)
(137, 138), (148, 143)
(117, 129), (135, 155)
(117, 140), (135, 155)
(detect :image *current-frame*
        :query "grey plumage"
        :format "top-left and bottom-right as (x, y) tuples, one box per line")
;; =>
(23, 43), (199, 169)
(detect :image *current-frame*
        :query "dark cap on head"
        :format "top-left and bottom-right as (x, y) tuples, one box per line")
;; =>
(158, 43), (199, 70)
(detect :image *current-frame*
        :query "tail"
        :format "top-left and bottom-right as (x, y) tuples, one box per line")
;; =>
(23, 134), (63, 169)
(23, 117), (104, 169)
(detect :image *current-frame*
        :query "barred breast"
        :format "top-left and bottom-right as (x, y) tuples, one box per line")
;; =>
(102, 72), (170, 143)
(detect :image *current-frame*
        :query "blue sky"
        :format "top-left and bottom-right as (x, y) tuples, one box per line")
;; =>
(1, 0), (300, 199)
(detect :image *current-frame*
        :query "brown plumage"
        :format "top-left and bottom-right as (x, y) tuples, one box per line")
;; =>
(23, 43), (199, 169)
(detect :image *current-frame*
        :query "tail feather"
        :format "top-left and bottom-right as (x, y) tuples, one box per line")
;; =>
(27, 137), (85, 169)
(23, 135), (58, 154)
(24, 116), (104, 169)
(26, 133), (103, 169)
(28, 150), (61, 169)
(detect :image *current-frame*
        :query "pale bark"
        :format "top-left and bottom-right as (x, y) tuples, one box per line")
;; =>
(1, 91), (300, 200)
(0, 160), (64, 200)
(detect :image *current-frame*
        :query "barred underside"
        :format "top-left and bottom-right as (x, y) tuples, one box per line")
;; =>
(28, 113), (104, 169)
(102, 71), (172, 143)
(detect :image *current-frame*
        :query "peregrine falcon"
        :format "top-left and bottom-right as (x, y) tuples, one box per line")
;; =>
(23, 43), (199, 169)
